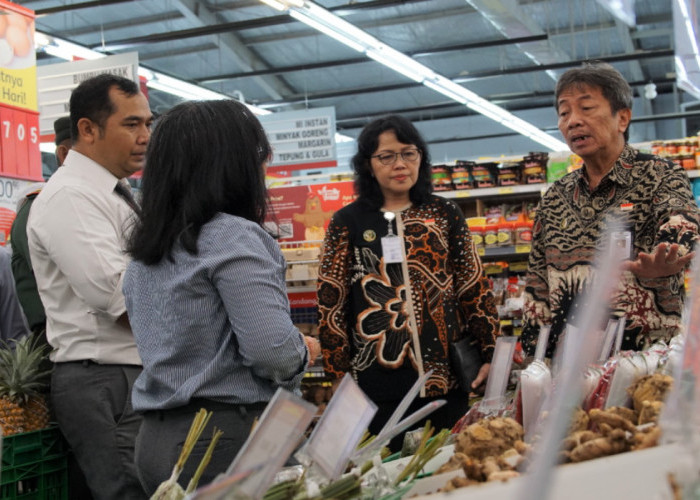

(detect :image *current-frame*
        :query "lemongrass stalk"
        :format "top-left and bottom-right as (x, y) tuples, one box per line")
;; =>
(185, 427), (224, 494)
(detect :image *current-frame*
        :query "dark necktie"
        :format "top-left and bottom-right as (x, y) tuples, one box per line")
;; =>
(114, 181), (142, 217)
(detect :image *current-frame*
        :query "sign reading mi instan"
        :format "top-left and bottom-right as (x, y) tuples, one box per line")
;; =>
(0, 1), (41, 182)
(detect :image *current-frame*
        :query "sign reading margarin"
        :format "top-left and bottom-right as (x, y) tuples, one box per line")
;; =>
(260, 107), (338, 173)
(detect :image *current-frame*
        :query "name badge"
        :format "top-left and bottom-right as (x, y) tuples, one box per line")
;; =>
(382, 235), (404, 263)
(611, 230), (632, 260)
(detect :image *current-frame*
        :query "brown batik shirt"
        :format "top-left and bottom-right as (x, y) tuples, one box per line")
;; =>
(522, 144), (700, 357)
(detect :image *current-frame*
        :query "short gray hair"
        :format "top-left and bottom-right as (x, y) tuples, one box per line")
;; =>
(555, 62), (633, 139)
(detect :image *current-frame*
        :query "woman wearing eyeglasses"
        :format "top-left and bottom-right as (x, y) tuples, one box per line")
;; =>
(317, 115), (500, 450)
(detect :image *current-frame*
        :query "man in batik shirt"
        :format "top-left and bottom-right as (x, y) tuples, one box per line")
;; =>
(522, 62), (700, 358)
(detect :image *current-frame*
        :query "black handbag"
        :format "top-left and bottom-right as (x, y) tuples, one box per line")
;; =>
(449, 334), (483, 394)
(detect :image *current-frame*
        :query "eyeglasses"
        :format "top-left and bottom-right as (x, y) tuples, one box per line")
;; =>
(371, 149), (421, 165)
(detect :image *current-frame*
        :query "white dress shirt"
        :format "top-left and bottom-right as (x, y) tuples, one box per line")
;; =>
(28, 150), (141, 365)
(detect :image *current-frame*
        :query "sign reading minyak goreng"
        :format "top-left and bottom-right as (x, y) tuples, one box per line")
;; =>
(259, 106), (338, 173)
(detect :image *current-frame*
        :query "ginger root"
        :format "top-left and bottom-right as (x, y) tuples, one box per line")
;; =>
(435, 452), (468, 474)
(569, 407), (590, 433)
(628, 373), (673, 413)
(441, 476), (478, 492)
(638, 400), (663, 426)
(562, 430), (599, 452)
(589, 408), (637, 434)
(454, 417), (524, 461)
(568, 428), (630, 463)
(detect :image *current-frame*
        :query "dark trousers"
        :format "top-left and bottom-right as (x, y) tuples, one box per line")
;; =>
(135, 400), (267, 496)
(51, 362), (146, 500)
(368, 390), (470, 452)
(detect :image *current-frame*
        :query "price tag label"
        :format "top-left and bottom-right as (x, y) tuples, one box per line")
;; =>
(455, 191), (472, 198)
(515, 244), (532, 254)
(209, 389), (316, 500)
(498, 187), (514, 195)
(303, 374), (377, 479)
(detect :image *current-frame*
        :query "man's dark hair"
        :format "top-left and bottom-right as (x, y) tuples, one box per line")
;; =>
(352, 115), (433, 210)
(127, 99), (272, 265)
(69, 74), (139, 140)
(555, 62), (633, 141)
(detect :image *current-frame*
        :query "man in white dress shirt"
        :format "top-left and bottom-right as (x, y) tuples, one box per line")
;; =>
(28, 74), (153, 500)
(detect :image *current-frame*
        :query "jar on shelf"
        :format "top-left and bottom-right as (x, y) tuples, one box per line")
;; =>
(682, 154), (696, 171)
(484, 222), (499, 249)
(497, 220), (515, 246)
(514, 219), (534, 245)
(651, 141), (665, 156)
(470, 225), (485, 251)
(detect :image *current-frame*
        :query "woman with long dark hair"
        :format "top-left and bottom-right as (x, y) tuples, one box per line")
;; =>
(317, 115), (500, 450)
(123, 99), (311, 494)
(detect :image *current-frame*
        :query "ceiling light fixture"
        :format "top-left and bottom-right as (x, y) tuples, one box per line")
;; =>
(262, 0), (567, 151)
(33, 31), (359, 146)
(34, 31), (271, 114)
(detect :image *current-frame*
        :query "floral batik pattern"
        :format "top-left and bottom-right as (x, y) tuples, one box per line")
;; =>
(317, 196), (499, 399)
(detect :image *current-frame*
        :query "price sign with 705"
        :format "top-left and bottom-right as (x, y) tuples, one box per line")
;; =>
(0, 105), (42, 181)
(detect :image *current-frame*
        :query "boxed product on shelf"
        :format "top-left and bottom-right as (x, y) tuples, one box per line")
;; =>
(522, 152), (548, 184)
(431, 164), (453, 192)
(496, 161), (521, 186)
(451, 161), (474, 190)
(471, 162), (498, 188)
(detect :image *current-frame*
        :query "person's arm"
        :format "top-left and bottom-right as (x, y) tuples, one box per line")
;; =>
(317, 213), (353, 390)
(29, 188), (129, 321)
(209, 221), (307, 385)
(624, 166), (700, 279)
(448, 201), (499, 390)
(0, 250), (29, 341)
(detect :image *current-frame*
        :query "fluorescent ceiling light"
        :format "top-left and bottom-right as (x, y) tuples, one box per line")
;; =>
(34, 30), (271, 115)
(366, 49), (430, 83)
(259, 0), (287, 10)
(595, 0), (635, 27)
(289, 10), (366, 53)
(265, 0), (568, 151)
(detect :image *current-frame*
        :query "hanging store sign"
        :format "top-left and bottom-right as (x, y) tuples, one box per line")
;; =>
(0, 2), (41, 182)
(260, 106), (338, 173)
(36, 52), (139, 141)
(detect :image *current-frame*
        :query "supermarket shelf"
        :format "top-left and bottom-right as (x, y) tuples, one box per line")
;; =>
(436, 183), (548, 200)
(479, 245), (532, 259)
(688, 169), (700, 179)
(287, 286), (317, 293)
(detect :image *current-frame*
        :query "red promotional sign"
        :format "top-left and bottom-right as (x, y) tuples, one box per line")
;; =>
(267, 181), (356, 242)
(0, 1), (41, 182)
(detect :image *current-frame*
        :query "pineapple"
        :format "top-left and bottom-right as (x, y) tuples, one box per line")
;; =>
(0, 333), (53, 436)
